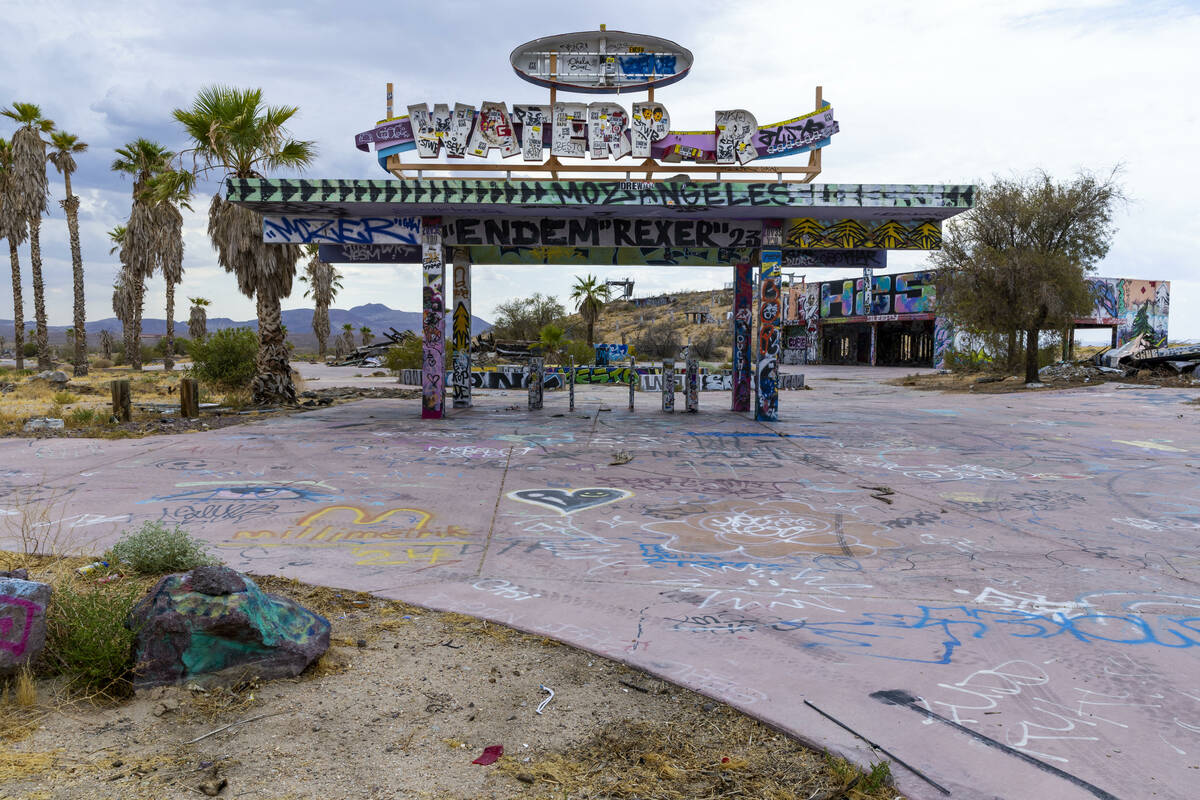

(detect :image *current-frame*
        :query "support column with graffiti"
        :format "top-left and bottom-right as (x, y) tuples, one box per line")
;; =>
(933, 317), (952, 370)
(662, 360), (674, 411)
(756, 221), (782, 422)
(731, 261), (753, 412)
(685, 355), (699, 412)
(870, 322), (878, 366)
(420, 216), (446, 419)
(451, 248), (472, 408)
(528, 357), (544, 410)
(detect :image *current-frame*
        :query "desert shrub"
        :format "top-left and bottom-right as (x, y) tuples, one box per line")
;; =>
(383, 338), (423, 373)
(565, 339), (594, 365)
(68, 407), (97, 426)
(91, 357), (113, 369)
(689, 330), (724, 361)
(43, 580), (142, 690)
(155, 336), (190, 357)
(189, 327), (258, 390)
(22, 342), (37, 358)
(633, 319), (682, 359)
(107, 521), (218, 574)
(51, 390), (78, 405)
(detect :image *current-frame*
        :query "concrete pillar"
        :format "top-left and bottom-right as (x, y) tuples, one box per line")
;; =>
(527, 357), (544, 410)
(568, 356), (575, 412)
(731, 261), (753, 411)
(628, 357), (635, 411)
(661, 360), (675, 412)
(756, 221), (782, 422)
(870, 322), (878, 366)
(420, 216), (446, 419)
(451, 248), (471, 408)
(685, 355), (699, 413)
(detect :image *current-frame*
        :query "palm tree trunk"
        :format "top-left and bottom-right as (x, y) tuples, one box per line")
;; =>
(314, 305), (329, 359)
(164, 280), (175, 371)
(128, 281), (144, 371)
(1025, 328), (1040, 384)
(8, 239), (23, 370)
(63, 180), (88, 376)
(586, 319), (595, 349)
(28, 218), (50, 370)
(252, 290), (296, 405)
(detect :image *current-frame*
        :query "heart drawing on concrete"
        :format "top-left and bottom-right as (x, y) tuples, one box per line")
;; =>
(508, 488), (633, 515)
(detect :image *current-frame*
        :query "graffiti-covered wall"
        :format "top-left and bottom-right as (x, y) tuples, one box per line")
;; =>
(1080, 278), (1170, 348)
(820, 271), (937, 319)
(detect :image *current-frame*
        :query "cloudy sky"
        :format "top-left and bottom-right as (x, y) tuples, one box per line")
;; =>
(2, 0), (1197, 341)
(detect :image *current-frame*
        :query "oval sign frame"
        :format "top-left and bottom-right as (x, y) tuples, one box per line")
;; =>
(509, 29), (694, 94)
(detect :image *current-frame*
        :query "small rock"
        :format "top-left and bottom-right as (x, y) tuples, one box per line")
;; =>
(23, 417), (65, 432)
(0, 568), (28, 580)
(516, 773), (535, 784)
(198, 777), (227, 796)
(356, 639), (367, 648)
(0, 577), (51, 675)
(702, 701), (717, 712)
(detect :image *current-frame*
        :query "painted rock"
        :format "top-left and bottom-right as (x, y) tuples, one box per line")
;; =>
(128, 566), (330, 689)
(0, 577), (52, 675)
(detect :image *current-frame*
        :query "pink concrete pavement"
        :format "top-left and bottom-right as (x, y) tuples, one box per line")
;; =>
(3, 370), (1199, 799)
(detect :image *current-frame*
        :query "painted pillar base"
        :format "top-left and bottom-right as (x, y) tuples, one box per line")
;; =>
(628, 357), (635, 411)
(568, 358), (576, 412)
(451, 249), (472, 408)
(756, 221), (782, 422)
(420, 216), (445, 419)
(527, 358), (544, 410)
(662, 360), (675, 412)
(685, 357), (699, 413)
(731, 261), (753, 412)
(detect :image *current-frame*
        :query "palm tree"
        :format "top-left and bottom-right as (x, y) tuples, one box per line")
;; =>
(188, 297), (210, 341)
(48, 130), (89, 376)
(570, 274), (613, 349)
(336, 322), (355, 357)
(359, 326), (373, 346)
(112, 139), (176, 371)
(298, 245), (340, 359)
(99, 329), (114, 361)
(0, 136), (26, 369)
(538, 323), (566, 363)
(108, 225), (136, 365)
(157, 86), (316, 405)
(156, 185), (187, 371)
(0, 103), (54, 370)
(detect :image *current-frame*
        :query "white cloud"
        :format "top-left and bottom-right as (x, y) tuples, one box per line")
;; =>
(1, 0), (1197, 340)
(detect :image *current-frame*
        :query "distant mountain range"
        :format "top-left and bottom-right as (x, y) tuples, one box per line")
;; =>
(0, 303), (492, 350)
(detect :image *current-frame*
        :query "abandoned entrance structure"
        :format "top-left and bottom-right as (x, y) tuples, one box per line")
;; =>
(226, 28), (976, 420)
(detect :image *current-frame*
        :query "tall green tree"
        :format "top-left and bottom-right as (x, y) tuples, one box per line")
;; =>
(570, 274), (613, 348)
(0, 136), (27, 369)
(112, 138), (174, 371)
(299, 244), (341, 360)
(48, 130), (89, 376)
(1, 103), (54, 370)
(156, 86), (316, 405)
(490, 292), (566, 341)
(932, 170), (1124, 383)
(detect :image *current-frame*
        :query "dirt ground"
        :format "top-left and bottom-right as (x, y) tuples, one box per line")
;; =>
(886, 369), (1200, 394)
(0, 569), (899, 800)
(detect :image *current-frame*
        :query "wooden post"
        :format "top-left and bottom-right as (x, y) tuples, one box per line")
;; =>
(111, 379), (131, 422)
(180, 378), (199, 418)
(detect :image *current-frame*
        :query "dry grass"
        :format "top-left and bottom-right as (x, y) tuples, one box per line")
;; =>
(0, 367), (183, 436)
(498, 713), (897, 800)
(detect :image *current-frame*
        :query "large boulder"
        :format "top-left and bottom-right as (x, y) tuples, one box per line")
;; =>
(128, 566), (330, 689)
(1, 576), (52, 675)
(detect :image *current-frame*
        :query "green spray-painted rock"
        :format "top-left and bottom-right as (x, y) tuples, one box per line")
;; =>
(128, 566), (330, 688)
